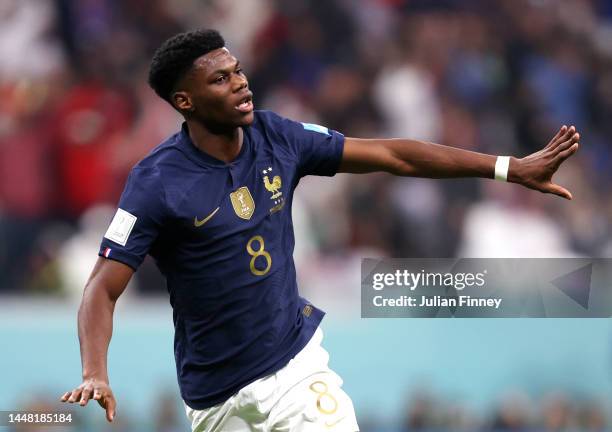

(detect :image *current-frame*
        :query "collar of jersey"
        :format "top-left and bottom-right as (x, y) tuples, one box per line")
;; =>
(177, 122), (250, 168)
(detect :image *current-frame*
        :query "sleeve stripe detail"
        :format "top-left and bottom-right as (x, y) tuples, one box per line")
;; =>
(301, 122), (330, 136)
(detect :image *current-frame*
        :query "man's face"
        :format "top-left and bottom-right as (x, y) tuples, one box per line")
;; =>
(174, 48), (254, 128)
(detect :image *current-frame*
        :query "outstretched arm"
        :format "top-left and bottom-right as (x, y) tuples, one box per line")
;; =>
(339, 125), (580, 200)
(60, 257), (134, 422)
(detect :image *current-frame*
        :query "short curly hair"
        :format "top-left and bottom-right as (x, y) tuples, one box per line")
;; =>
(148, 29), (225, 103)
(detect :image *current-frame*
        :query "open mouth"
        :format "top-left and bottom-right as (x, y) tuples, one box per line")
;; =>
(235, 95), (254, 113)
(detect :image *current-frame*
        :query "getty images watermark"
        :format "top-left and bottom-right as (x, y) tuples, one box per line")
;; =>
(361, 259), (612, 318)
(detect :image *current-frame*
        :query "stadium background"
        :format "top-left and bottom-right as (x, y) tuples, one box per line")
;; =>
(1, 0), (611, 430)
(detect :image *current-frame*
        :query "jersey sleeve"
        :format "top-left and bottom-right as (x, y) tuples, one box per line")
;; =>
(264, 111), (345, 178)
(98, 167), (167, 270)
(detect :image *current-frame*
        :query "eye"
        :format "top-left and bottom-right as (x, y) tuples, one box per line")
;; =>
(215, 75), (227, 84)
(236, 68), (244, 75)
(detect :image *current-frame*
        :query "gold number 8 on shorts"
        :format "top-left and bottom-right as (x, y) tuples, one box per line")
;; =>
(309, 380), (338, 415)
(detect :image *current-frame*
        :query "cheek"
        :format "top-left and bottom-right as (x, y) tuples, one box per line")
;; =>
(194, 87), (228, 110)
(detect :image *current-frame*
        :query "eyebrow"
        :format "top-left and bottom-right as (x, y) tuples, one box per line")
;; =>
(210, 60), (240, 76)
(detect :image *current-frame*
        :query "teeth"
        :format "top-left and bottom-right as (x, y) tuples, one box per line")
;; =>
(236, 100), (252, 111)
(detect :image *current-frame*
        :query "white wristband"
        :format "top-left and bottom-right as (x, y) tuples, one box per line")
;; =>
(494, 156), (510, 182)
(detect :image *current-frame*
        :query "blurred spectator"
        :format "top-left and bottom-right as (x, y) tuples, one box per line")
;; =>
(576, 401), (608, 432)
(403, 391), (436, 430)
(0, 1), (65, 79)
(0, 84), (52, 292)
(489, 392), (532, 431)
(153, 390), (184, 432)
(10, 396), (82, 432)
(51, 81), (134, 219)
(541, 393), (573, 431)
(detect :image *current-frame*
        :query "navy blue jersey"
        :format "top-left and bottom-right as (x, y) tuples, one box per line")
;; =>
(98, 111), (344, 409)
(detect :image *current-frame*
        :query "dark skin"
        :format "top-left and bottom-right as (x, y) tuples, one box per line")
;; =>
(340, 127), (579, 199)
(60, 47), (580, 422)
(173, 47), (254, 163)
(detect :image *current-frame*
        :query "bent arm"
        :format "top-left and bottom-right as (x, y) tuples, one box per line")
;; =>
(78, 257), (134, 381)
(338, 125), (580, 199)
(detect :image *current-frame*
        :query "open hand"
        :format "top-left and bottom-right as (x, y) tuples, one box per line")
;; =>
(509, 125), (580, 200)
(60, 377), (116, 422)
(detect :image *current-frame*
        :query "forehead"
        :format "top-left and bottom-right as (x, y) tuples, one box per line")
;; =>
(192, 48), (237, 74)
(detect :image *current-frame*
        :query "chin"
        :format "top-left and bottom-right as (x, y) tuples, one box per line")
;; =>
(238, 111), (255, 126)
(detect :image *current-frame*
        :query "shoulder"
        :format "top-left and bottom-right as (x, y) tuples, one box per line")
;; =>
(252, 109), (285, 126)
(134, 130), (186, 172)
(129, 128), (201, 184)
(250, 110), (311, 146)
(248, 111), (302, 162)
(251, 110), (302, 135)
(121, 133), (185, 205)
(251, 110), (335, 139)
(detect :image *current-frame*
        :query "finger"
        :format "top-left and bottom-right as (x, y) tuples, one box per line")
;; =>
(553, 132), (580, 154)
(545, 183), (573, 200)
(549, 125), (576, 150)
(93, 389), (102, 401)
(60, 392), (71, 402)
(563, 125), (576, 140)
(554, 142), (579, 164)
(545, 125), (567, 149)
(105, 397), (116, 422)
(67, 388), (83, 403)
(80, 387), (93, 406)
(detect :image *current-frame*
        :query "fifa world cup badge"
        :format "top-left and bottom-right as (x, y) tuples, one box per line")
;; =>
(230, 186), (255, 220)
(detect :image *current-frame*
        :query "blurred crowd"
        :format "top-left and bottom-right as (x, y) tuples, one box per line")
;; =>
(2, 0), (612, 296)
(10, 388), (609, 431)
(396, 389), (609, 431)
(9, 388), (188, 432)
(1, 0), (612, 293)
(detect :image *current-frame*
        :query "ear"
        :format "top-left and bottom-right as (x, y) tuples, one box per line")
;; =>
(173, 91), (193, 112)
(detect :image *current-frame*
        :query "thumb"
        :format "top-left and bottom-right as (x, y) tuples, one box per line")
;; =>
(544, 182), (573, 200)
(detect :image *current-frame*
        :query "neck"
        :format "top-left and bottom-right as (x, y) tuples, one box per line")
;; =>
(186, 120), (243, 163)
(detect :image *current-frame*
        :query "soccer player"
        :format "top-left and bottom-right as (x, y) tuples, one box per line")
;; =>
(60, 29), (580, 431)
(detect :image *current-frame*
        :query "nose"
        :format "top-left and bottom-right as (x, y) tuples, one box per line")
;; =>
(232, 72), (248, 92)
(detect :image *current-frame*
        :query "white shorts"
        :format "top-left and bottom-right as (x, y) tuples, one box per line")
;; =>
(184, 328), (359, 432)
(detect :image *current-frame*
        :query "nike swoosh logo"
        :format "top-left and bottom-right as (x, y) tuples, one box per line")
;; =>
(325, 416), (346, 428)
(194, 207), (220, 227)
